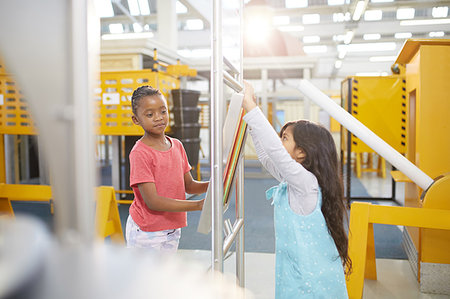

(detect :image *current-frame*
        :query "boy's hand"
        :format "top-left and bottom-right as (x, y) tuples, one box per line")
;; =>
(242, 81), (257, 112)
(197, 198), (205, 210)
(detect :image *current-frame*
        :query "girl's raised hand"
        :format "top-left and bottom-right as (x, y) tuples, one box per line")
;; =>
(242, 81), (257, 112)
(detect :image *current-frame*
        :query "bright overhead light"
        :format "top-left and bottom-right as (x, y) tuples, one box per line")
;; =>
(184, 19), (204, 30)
(137, 0), (150, 15)
(176, 1), (188, 13)
(109, 23), (124, 34)
(338, 42), (396, 52)
(102, 31), (154, 40)
(364, 10), (382, 21)
(352, 1), (366, 21)
(338, 47), (347, 59)
(273, 16), (290, 26)
(303, 14), (320, 24)
(432, 7), (448, 18)
(132, 23), (143, 33)
(127, 0), (140, 16)
(333, 34), (346, 42)
(335, 60), (343, 69)
(246, 16), (271, 43)
(344, 31), (354, 44)
(363, 33), (381, 40)
(369, 56), (397, 62)
(401, 18), (450, 26)
(429, 31), (445, 37)
(303, 45), (327, 53)
(303, 35), (320, 43)
(395, 32), (412, 39)
(286, 0), (308, 8)
(278, 25), (304, 32)
(396, 8), (415, 20)
(333, 12), (351, 23)
(95, 0), (114, 18)
(328, 0), (345, 5)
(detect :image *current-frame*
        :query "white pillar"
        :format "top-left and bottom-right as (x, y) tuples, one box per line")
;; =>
(157, 0), (177, 50)
(303, 68), (311, 119)
(261, 69), (268, 117)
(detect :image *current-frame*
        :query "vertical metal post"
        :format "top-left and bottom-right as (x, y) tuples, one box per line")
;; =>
(236, 0), (245, 287)
(211, 0), (224, 273)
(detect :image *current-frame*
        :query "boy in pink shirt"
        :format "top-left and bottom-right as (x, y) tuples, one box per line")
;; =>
(126, 85), (208, 252)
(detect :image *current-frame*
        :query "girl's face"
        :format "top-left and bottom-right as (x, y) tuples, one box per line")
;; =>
(132, 95), (168, 136)
(281, 126), (305, 163)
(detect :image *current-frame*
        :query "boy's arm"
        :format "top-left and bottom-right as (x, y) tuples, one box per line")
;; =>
(138, 182), (204, 212)
(184, 172), (209, 194)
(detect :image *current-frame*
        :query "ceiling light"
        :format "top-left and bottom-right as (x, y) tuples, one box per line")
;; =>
(369, 56), (397, 62)
(333, 12), (351, 23)
(328, 0), (345, 5)
(184, 19), (204, 30)
(364, 10), (382, 21)
(396, 8), (415, 20)
(395, 32), (412, 39)
(246, 16), (271, 43)
(432, 7), (448, 18)
(303, 45), (327, 53)
(338, 42), (396, 52)
(400, 18), (450, 26)
(95, 0), (114, 18)
(137, 0), (150, 15)
(176, 1), (188, 13)
(344, 31), (354, 44)
(273, 16), (290, 26)
(338, 47), (347, 59)
(303, 14), (320, 24)
(133, 23), (143, 33)
(278, 25), (305, 32)
(303, 35), (320, 43)
(333, 34), (346, 42)
(286, 0), (308, 8)
(363, 33), (381, 40)
(352, 1), (366, 21)
(102, 31), (154, 40)
(109, 23), (124, 34)
(128, 0), (140, 16)
(429, 31), (445, 37)
(335, 60), (343, 69)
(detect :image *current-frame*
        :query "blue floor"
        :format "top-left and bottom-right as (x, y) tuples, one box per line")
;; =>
(12, 166), (407, 259)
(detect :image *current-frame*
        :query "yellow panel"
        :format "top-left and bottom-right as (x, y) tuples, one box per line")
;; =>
(396, 39), (450, 65)
(0, 75), (37, 135)
(97, 70), (179, 135)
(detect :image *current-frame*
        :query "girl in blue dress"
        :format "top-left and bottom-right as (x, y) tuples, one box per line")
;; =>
(242, 82), (351, 299)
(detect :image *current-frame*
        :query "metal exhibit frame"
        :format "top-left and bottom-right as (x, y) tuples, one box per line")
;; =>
(211, 0), (246, 286)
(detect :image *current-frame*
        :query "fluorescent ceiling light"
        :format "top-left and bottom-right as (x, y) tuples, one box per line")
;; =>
(356, 72), (388, 76)
(338, 42), (396, 52)
(274, 16), (290, 26)
(344, 31), (354, 44)
(109, 23), (124, 34)
(369, 56), (397, 62)
(333, 12), (350, 22)
(432, 7), (448, 18)
(335, 60), (343, 69)
(338, 47), (347, 59)
(278, 25), (304, 32)
(364, 10), (382, 21)
(395, 32), (412, 39)
(401, 18), (450, 26)
(95, 0), (114, 18)
(102, 32), (154, 40)
(303, 45), (327, 53)
(370, 0), (393, 2)
(133, 23), (143, 33)
(328, 0), (345, 6)
(184, 19), (204, 30)
(286, 0), (308, 8)
(363, 33), (381, 40)
(303, 35), (320, 43)
(303, 14), (320, 24)
(352, 1), (366, 21)
(333, 34), (346, 42)
(429, 31), (445, 37)
(127, 0), (140, 16)
(176, 1), (188, 13)
(137, 0), (150, 15)
(396, 8), (415, 20)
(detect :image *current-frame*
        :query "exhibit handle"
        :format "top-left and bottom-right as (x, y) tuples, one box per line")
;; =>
(223, 71), (243, 93)
(298, 79), (434, 191)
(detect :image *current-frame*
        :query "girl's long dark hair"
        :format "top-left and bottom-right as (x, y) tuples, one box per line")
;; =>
(280, 120), (352, 274)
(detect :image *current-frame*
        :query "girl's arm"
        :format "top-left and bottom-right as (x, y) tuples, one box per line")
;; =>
(138, 182), (204, 212)
(184, 172), (209, 194)
(249, 129), (283, 182)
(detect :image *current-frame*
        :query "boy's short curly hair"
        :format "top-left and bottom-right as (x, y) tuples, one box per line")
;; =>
(131, 85), (162, 115)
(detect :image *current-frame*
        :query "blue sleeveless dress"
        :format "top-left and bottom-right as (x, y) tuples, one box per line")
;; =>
(266, 182), (348, 299)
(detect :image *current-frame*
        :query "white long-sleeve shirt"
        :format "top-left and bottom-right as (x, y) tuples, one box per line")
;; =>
(243, 107), (319, 215)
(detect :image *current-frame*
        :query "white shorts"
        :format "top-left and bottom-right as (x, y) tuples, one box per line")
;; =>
(125, 215), (181, 253)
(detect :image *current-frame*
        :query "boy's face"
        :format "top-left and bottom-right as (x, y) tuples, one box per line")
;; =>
(132, 95), (169, 136)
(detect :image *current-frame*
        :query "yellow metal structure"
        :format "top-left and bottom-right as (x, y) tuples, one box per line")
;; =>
(341, 76), (406, 177)
(346, 199), (450, 298)
(395, 39), (450, 269)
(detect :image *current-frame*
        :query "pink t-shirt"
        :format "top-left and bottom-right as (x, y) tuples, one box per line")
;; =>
(129, 137), (191, 232)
